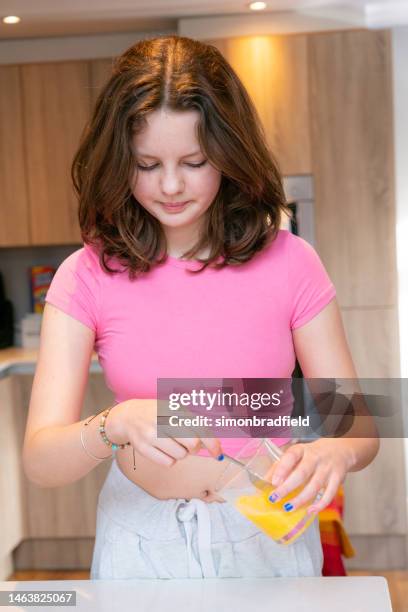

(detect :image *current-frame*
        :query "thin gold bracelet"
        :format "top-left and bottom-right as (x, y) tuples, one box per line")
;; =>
(80, 423), (111, 461)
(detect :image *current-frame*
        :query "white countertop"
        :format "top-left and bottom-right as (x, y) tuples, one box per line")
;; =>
(0, 577), (392, 611)
(0, 348), (101, 378)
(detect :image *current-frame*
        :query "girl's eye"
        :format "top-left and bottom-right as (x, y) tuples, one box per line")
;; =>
(186, 160), (207, 168)
(136, 160), (207, 171)
(137, 164), (158, 171)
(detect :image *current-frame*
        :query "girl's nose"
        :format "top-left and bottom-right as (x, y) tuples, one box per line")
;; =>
(160, 169), (185, 196)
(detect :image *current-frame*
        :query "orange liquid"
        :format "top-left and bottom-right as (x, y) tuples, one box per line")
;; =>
(234, 485), (316, 544)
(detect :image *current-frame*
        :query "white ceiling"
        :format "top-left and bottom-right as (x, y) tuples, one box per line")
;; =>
(0, 0), (407, 39)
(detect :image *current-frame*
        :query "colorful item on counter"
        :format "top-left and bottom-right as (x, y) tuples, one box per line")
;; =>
(319, 484), (355, 576)
(30, 266), (55, 313)
(234, 484), (317, 545)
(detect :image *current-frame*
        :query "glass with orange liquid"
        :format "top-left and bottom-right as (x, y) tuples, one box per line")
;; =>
(215, 438), (321, 545)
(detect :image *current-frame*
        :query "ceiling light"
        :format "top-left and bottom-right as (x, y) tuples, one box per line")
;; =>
(3, 15), (21, 24)
(249, 1), (267, 10)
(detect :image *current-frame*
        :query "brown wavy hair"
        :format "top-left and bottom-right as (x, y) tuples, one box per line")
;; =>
(72, 35), (288, 278)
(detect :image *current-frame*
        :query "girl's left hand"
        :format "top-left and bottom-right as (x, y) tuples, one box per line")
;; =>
(266, 438), (356, 514)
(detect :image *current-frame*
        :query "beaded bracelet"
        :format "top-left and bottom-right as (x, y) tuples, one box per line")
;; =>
(81, 408), (137, 470)
(99, 407), (130, 451)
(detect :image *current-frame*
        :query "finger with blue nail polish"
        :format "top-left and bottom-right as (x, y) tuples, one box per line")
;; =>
(272, 474), (284, 487)
(284, 502), (294, 512)
(268, 492), (279, 503)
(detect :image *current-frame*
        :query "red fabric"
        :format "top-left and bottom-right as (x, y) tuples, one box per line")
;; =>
(321, 542), (347, 576)
(318, 485), (354, 576)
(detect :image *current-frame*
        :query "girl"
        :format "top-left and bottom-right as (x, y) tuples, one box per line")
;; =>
(23, 35), (379, 580)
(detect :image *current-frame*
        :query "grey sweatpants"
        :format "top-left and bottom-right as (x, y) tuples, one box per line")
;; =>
(91, 459), (323, 580)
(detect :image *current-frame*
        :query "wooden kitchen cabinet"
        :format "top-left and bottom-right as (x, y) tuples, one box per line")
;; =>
(0, 67), (30, 246)
(0, 59), (108, 248)
(309, 29), (396, 310)
(340, 306), (407, 567)
(307, 29), (405, 567)
(20, 61), (91, 245)
(0, 372), (114, 572)
(14, 374), (113, 540)
(206, 35), (312, 176)
(1, 41), (315, 246)
(89, 58), (114, 108)
(0, 377), (26, 577)
(210, 29), (405, 566)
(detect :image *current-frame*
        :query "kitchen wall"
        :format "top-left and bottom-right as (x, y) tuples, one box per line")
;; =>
(391, 26), (408, 510)
(0, 29), (175, 65)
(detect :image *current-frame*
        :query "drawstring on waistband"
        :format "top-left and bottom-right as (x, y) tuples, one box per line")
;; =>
(175, 499), (216, 578)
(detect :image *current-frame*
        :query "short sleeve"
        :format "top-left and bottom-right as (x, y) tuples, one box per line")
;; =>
(45, 244), (101, 333)
(287, 233), (336, 330)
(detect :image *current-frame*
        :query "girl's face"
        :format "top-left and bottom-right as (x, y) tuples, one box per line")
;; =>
(131, 108), (222, 241)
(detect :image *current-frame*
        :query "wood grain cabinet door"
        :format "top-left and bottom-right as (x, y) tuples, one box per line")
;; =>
(89, 58), (114, 109)
(0, 66), (30, 246)
(21, 61), (91, 245)
(206, 35), (311, 176)
(308, 29), (405, 544)
(0, 377), (26, 560)
(15, 374), (113, 539)
(309, 29), (396, 309)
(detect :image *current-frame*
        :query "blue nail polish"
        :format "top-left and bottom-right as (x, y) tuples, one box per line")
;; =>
(217, 454), (225, 461)
(284, 503), (294, 512)
(269, 493), (279, 503)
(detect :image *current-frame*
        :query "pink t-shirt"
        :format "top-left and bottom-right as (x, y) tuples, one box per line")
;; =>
(45, 230), (336, 456)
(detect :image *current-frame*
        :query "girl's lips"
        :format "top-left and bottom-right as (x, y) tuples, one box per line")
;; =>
(162, 201), (189, 206)
(161, 201), (190, 212)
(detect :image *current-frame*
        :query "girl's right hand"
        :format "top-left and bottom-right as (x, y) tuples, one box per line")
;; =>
(103, 399), (223, 466)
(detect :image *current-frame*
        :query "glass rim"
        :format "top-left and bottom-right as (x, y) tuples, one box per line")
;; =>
(214, 437), (283, 493)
